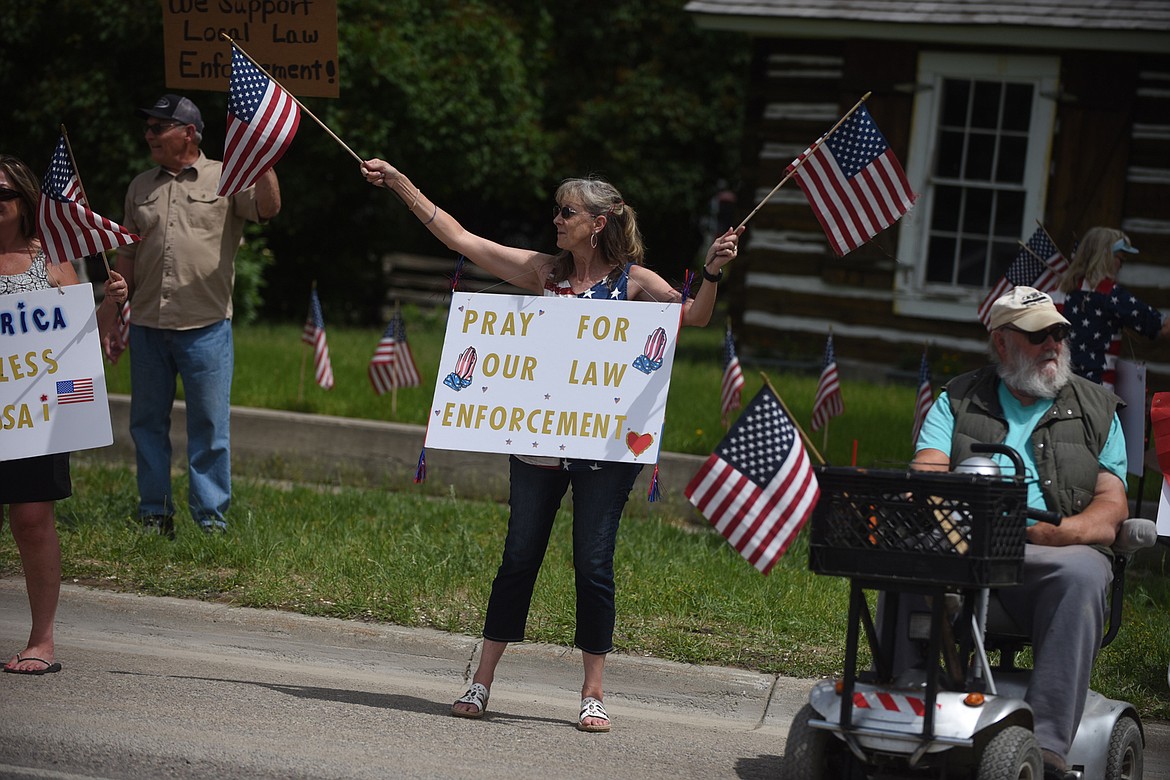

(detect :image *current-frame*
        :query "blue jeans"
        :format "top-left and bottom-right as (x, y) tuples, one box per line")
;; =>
(483, 456), (643, 654)
(129, 320), (233, 527)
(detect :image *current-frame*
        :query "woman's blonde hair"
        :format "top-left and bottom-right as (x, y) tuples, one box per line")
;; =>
(1059, 226), (1129, 292)
(549, 177), (645, 285)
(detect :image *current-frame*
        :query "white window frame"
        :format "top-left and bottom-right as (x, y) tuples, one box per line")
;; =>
(894, 52), (1060, 321)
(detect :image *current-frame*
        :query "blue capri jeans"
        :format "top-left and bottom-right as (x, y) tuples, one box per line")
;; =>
(483, 456), (643, 655)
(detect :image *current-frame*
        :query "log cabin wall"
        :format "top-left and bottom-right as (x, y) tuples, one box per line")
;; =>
(726, 37), (1170, 388)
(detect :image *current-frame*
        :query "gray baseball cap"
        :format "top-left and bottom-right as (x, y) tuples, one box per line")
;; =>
(137, 94), (204, 134)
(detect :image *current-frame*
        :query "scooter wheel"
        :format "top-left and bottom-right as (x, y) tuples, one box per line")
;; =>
(780, 704), (864, 780)
(1105, 715), (1143, 780)
(976, 725), (1042, 780)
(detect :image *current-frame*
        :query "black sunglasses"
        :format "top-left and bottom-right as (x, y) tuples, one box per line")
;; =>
(0, 188), (20, 201)
(144, 122), (183, 137)
(1005, 324), (1071, 344)
(554, 205), (581, 220)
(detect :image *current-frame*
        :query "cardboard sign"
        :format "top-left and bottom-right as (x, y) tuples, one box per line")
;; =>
(160, 0), (340, 98)
(426, 293), (682, 464)
(0, 284), (112, 461)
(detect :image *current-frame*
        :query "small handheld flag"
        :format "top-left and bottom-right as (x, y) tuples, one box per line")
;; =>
(811, 334), (844, 432)
(301, 288), (334, 390)
(686, 385), (820, 574)
(720, 323), (745, 427)
(788, 104), (916, 256)
(37, 135), (139, 267)
(217, 45), (301, 197)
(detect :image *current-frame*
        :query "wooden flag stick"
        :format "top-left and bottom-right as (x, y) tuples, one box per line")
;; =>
(736, 91), (872, 230)
(221, 34), (363, 164)
(760, 371), (826, 466)
(1034, 219), (1068, 263)
(59, 124), (114, 277)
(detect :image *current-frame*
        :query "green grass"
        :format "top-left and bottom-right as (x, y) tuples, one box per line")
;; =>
(5, 459), (1166, 720)
(9, 312), (1166, 721)
(100, 308), (938, 465)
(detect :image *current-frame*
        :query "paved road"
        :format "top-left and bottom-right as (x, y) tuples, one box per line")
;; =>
(0, 579), (1166, 779)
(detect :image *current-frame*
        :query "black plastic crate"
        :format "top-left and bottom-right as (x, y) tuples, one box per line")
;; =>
(809, 466), (1028, 587)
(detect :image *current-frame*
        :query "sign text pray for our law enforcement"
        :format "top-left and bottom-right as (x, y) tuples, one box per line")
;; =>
(0, 284), (112, 462)
(426, 294), (682, 464)
(161, 0), (340, 98)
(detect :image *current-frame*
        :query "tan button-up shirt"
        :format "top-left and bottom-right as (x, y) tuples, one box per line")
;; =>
(117, 152), (261, 330)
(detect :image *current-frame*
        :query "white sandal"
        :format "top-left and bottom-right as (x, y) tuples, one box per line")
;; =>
(577, 696), (611, 733)
(451, 682), (489, 719)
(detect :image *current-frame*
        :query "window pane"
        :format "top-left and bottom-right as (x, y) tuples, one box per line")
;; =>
(936, 131), (966, 178)
(932, 185), (963, 232)
(996, 136), (1028, 184)
(965, 188), (993, 234)
(964, 133), (995, 180)
(957, 238), (990, 286)
(926, 236), (957, 283)
(994, 191), (1025, 237)
(971, 82), (1002, 129)
(941, 80), (971, 126)
(1002, 83), (1033, 132)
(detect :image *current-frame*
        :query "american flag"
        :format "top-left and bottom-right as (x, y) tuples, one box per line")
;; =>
(56, 377), (95, 405)
(217, 45), (301, 197)
(811, 334), (844, 432)
(685, 385), (820, 574)
(37, 136), (139, 267)
(116, 300), (131, 349)
(911, 347), (934, 445)
(301, 288), (334, 390)
(788, 104), (916, 256)
(977, 228), (1068, 327)
(720, 323), (746, 427)
(369, 312), (422, 394)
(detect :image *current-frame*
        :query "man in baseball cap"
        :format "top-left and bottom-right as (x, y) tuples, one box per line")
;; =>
(911, 283), (1126, 778)
(136, 94), (204, 135)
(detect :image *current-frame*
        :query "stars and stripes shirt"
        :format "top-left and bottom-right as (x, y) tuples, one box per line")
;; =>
(1061, 278), (1165, 390)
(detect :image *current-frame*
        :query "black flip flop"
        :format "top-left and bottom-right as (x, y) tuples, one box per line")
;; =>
(3, 656), (62, 675)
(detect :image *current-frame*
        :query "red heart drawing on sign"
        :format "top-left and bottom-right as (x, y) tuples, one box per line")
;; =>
(625, 431), (654, 457)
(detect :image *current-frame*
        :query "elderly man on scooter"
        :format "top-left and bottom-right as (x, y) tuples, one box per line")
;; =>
(913, 286), (1129, 780)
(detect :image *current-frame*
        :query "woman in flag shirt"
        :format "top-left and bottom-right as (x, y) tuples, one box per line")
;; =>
(0, 155), (126, 675)
(361, 156), (742, 733)
(1056, 226), (1169, 392)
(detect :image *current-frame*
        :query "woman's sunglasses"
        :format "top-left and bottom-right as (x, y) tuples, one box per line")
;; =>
(1004, 324), (1071, 344)
(0, 188), (20, 202)
(554, 205), (581, 220)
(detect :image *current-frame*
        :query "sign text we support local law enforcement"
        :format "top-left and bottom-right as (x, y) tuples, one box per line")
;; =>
(161, 0), (340, 98)
(427, 293), (682, 464)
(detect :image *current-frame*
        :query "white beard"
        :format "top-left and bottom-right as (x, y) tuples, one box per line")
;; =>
(998, 346), (1072, 399)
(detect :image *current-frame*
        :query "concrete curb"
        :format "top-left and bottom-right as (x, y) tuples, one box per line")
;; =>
(95, 395), (709, 520)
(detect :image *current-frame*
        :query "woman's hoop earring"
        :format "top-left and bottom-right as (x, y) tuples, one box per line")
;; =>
(590, 232), (599, 249)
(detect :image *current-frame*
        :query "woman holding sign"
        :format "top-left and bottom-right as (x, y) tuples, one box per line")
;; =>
(0, 155), (127, 675)
(362, 157), (741, 732)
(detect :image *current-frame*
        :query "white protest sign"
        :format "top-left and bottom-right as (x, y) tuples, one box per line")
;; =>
(0, 284), (112, 461)
(1114, 359), (1147, 476)
(426, 293), (682, 463)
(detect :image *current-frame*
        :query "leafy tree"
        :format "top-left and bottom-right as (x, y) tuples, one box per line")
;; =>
(0, 0), (747, 322)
